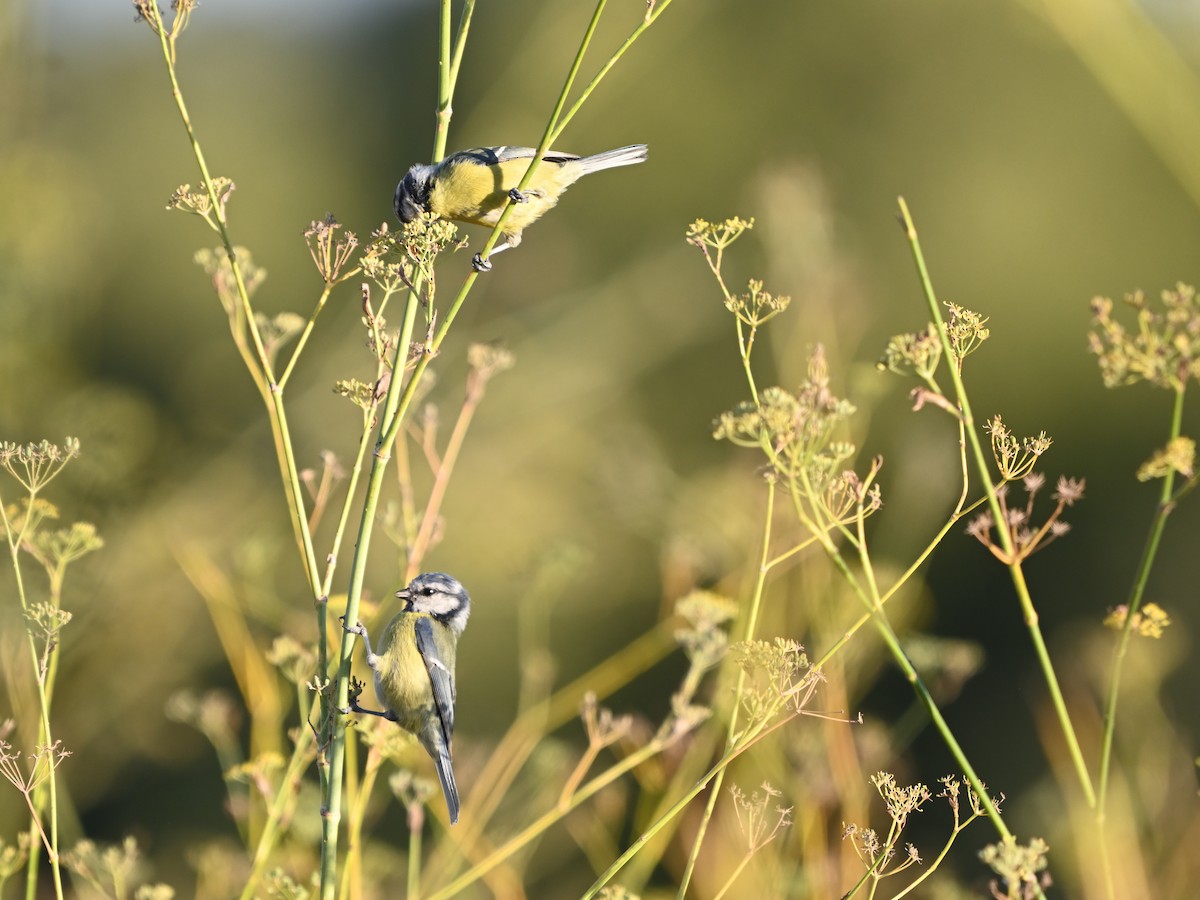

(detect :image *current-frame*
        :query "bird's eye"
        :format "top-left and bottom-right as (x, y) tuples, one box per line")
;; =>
(422, 587), (435, 596)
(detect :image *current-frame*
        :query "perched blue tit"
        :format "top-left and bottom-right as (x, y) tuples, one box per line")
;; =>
(344, 572), (471, 824)
(393, 143), (648, 270)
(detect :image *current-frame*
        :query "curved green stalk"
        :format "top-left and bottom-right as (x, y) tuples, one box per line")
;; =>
(144, 5), (323, 600)
(897, 197), (1095, 809)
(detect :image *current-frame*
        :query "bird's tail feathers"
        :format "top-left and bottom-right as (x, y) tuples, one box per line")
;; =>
(575, 144), (649, 175)
(433, 748), (461, 825)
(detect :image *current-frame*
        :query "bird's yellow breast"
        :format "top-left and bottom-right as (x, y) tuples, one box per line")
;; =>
(428, 157), (576, 237)
(374, 612), (456, 734)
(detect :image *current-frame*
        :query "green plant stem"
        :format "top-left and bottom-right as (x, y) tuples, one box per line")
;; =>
(676, 479), (777, 898)
(322, 2), (481, 887)
(548, 0), (677, 145)
(890, 812), (982, 899)
(432, 0), (453, 163)
(280, 277), (360, 391)
(618, 722), (724, 891)
(897, 196), (1095, 810)
(32, 570), (69, 900)
(1094, 384), (1186, 898)
(471, 0), (608, 268)
(321, 285), (423, 900)
(823, 536), (1011, 839)
(335, 730), (361, 900)
(698, 241), (761, 404)
(1, 496), (66, 900)
(473, 0), (675, 268)
(812, 493), (985, 673)
(841, 852), (887, 900)
(151, 20), (271, 379)
(432, 0), (475, 164)
(147, 6), (324, 604)
(736, 320), (760, 405)
(1007, 559), (1094, 797)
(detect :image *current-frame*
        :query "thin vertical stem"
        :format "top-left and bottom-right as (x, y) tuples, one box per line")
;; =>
(676, 480), (777, 897)
(1095, 385), (1186, 898)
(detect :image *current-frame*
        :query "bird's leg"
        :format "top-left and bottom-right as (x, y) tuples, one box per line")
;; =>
(341, 676), (397, 720)
(341, 617), (381, 670)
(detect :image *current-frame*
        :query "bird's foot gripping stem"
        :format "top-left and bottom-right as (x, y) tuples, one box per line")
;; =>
(340, 676), (396, 720)
(471, 240), (512, 273)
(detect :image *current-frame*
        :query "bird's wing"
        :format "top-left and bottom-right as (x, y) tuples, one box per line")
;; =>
(456, 146), (581, 166)
(415, 617), (456, 741)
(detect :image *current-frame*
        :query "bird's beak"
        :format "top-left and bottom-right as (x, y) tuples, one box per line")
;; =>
(396, 587), (413, 610)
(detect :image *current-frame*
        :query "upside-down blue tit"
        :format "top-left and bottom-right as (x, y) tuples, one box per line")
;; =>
(393, 143), (648, 270)
(344, 572), (471, 824)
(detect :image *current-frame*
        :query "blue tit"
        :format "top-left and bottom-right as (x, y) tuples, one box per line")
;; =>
(393, 143), (648, 270)
(344, 572), (471, 824)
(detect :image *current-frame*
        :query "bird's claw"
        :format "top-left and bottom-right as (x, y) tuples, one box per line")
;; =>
(508, 187), (528, 203)
(471, 253), (493, 273)
(341, 617), (365, 636)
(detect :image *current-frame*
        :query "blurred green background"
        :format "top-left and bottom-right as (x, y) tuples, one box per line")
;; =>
(3, 0), (1199, 895)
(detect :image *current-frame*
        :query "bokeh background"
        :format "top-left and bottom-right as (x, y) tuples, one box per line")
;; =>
(3, 0), (1199, 896)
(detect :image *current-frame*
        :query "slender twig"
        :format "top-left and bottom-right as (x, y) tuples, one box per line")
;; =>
(280, 275), (362, 391)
